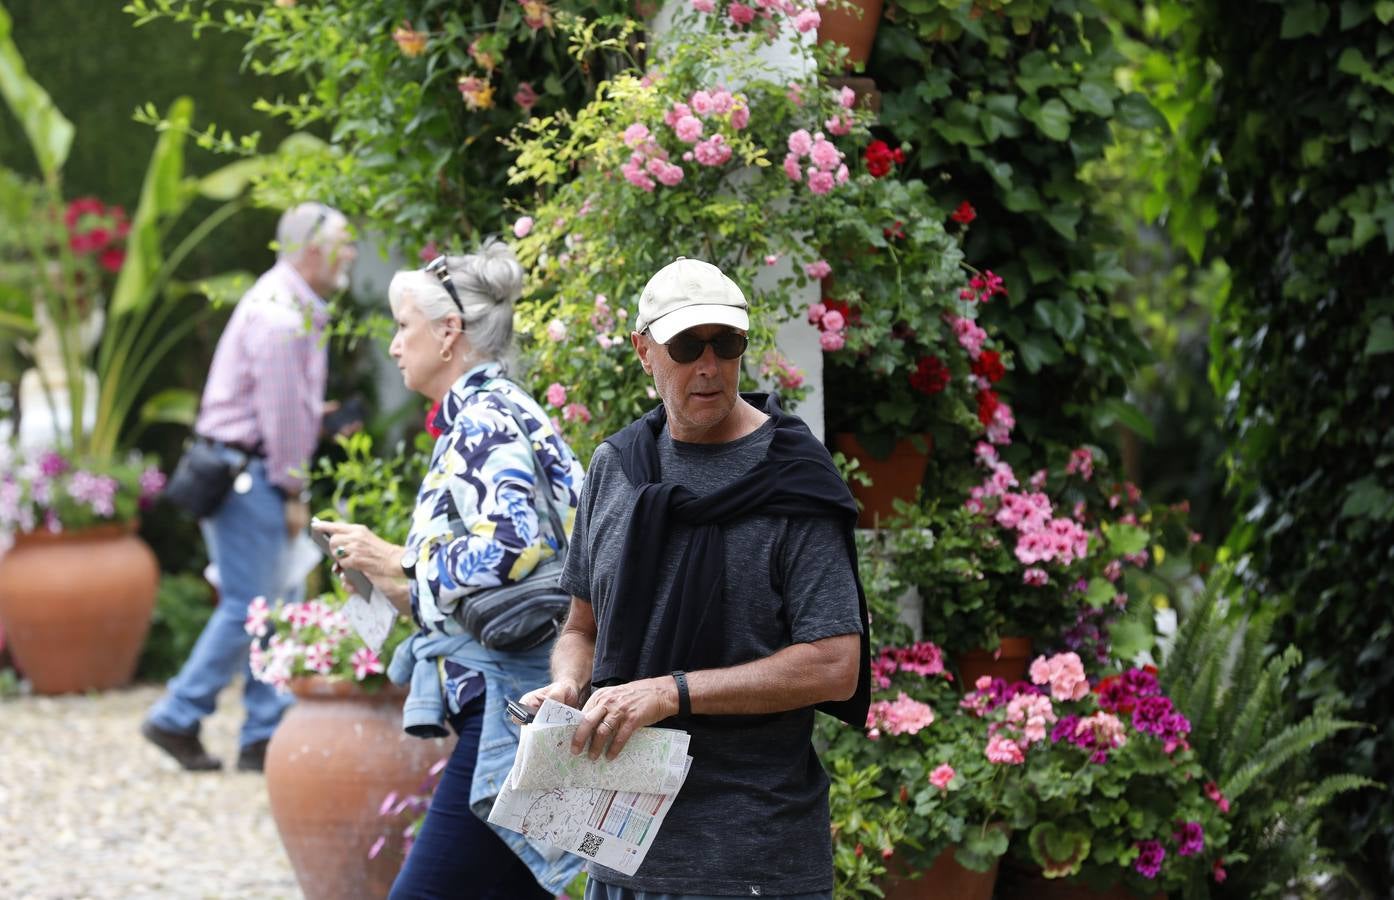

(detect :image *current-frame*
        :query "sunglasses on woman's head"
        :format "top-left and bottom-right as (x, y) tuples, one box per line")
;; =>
(424, 255), (466, 317)
(663, 330), (748, 364)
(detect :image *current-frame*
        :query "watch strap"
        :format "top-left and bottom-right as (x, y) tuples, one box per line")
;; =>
(672, 670), (691, 718)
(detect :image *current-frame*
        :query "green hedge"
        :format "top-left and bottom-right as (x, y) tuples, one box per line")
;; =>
(1173, 0), (1394, 890)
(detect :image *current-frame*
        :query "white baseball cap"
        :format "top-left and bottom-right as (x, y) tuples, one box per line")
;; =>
(634, 257), (750, 344)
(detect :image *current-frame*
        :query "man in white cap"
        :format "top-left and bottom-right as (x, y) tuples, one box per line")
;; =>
(523, 257), (870, 899)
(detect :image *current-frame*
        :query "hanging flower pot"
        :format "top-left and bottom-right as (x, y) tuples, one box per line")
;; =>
(833, 432), (932, 529)
(817, 0), (884, 68)
(0, 525), (157, 694)
(264, 677), (454, 900)
(954, 636), (1033, 689)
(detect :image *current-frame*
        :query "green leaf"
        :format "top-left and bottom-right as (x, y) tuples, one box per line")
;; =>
(1280, 0), (1330, 37)
(138, 388), (199, 427)
(1104, 522), (1151, 556)
(1016, 332), (1063, 372)
(1084, 577), (1117, 608)
(1115, 93), (1168, 131)
(1337, 47), (1370, 76)
(0, 5), (74, 179)
(1339, 476), (1394, 520)
(1364, 316), (1394, 356)
(1042, 206), (1082, 241)
(1092, 398), (1156, 442)
(1377, 0), (1394, 23)
(1016, 51), (1070, 94)
(1023, 97), (1073, 141)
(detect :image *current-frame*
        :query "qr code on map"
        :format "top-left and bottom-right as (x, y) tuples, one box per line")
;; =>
(579, 832), (604, 857)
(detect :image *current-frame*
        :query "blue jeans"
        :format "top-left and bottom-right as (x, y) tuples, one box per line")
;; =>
(389, 694), (553, 900)
(147, 457), (294, 749)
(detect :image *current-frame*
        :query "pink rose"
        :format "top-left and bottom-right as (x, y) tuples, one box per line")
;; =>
(513, 216), (534, 238)
(623, 122), (651, 147)
(820, 309), (845, 332)
(545, 383), (567, 408)
(546, 319), (566, 342)
(729, 104), (750, 131)
(674, 115), (704, 143)
(819, 330), (845, 351)
(787, 128), (813, 156)
(839, 85), (856, 109)
(804, 259), (831, 279)
(794, 8), (820, 31)
(728, 2), (755, 24)
(806, 302), (826, 324)
(782, 152), (803, 182)
(807, 170), (835, 195)
(692, 0), (715, 10)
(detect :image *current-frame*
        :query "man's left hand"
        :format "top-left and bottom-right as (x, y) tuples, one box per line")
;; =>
(571, 676), (680, 761)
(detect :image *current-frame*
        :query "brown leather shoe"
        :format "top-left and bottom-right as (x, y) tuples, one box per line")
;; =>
(236, 739), (269, 773)
(141, 720), (222, 772)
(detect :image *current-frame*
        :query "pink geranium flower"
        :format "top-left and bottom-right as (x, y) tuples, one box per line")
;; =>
(929, 763), (955, 790)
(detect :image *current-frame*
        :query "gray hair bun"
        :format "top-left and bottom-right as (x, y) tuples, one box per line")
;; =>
(452, 238), (524, 306)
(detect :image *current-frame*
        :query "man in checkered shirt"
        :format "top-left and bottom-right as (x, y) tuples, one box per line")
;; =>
(142, 203), (357, 773)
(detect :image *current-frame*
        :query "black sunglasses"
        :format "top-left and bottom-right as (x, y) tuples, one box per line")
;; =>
(424, 255), (466, 317)
(664, 330), (748, 364)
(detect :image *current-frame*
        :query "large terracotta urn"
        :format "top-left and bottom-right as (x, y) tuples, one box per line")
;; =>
(265, 677), (455, 900)
(0, 526), (158, 694)
(833, 432), (932, 528)
(998, 865), (1165, 900)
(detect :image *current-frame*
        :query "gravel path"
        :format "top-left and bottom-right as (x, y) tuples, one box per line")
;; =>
(0, 682), (300, 899)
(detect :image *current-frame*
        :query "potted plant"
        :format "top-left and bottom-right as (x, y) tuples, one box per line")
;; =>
(809, 157), (1009, 523)
(905, 434), (1190, 682)
(966, 652), (1232, 898)
(506, 4), (870, 460)
(0, 8), (263, 692)
(0, 445), (164, 692)
(249, 590), (446, 900)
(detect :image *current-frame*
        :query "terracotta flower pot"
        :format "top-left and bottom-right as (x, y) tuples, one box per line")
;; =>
(955, 636), (1034, 689)
(881, 845), (1000, 900)
(817, 0), (884, 68)
(264, 677), (455, 900)
(833, 432), (932, 528)
(1001, 866), (1165, 900)
(0, 525), (157, 694)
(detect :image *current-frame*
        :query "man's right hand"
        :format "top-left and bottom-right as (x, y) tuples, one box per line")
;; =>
(284, 498), (310, 537)
(519, 679), (585, 712)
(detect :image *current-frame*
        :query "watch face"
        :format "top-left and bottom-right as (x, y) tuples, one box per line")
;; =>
(401, 548), (419, 571)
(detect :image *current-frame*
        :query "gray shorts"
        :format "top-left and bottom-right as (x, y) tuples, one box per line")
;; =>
(584, 880), (832, 900)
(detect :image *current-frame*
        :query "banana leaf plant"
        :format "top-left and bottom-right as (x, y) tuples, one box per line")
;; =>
(0, 1), (288, 460)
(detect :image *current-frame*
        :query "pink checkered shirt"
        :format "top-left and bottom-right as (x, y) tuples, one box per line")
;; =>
(194, 262), (329, 495)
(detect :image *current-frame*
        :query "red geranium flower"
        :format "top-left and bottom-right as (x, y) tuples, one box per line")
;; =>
(98, 248), (126, 274)
(864, 140), (904, 178)
(976, 388), (1000, 426)
(909, 355), (951, 395)
(971, 349), (1005, 383)
(951, 201), (976, 224)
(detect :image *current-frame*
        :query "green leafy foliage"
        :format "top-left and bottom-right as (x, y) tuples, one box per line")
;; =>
(136, 571), (214, 681)
(1124, 2), (1394, 890)
(1160, 569), (1381, 898)
(865, 0), (1156, 453)
(125, 0), (632, 248)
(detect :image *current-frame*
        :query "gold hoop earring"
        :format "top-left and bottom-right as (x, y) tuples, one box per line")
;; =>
(440, 347), (453, 362)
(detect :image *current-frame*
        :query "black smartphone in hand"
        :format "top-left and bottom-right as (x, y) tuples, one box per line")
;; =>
(505, 698), (536, 726)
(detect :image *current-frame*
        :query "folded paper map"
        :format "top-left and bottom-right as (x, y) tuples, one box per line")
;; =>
(487, 698), (692, 876)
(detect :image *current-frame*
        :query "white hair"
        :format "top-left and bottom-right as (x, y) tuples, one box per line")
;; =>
(387, 238), (525, 364)
(276, 202), (349, 263)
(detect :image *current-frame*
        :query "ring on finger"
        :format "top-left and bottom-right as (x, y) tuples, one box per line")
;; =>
(597, 719), (613, 731)
(335, 546), (347, 558)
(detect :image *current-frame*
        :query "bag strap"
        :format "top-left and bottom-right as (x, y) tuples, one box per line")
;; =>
(438, 382), (569, 553)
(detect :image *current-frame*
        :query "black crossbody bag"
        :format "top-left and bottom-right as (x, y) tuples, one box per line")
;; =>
(444, 393), (572, 652)
(163, 438), (251, 519)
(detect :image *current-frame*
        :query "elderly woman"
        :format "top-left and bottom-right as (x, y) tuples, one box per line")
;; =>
(314, 240), (584, 899)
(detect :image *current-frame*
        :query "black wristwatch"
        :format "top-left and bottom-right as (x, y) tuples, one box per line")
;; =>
(400, 546), (419, 578)
(672, 670), (691, 718)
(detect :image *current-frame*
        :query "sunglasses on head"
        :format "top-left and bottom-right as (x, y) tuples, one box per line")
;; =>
(662, 329), (748, 364)
(424, 255), (466, 317)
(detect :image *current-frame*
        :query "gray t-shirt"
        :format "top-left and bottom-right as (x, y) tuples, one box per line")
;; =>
(560, 417), (863, 896)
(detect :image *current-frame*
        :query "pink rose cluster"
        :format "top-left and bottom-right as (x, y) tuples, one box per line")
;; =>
(691, 0), (823, 35)
(865, 691), (935, 739)
(620, 87), (751, 192)
(758, 350), (806, 391)
(805, 298), (847, 352)
(870, 640), (952, 689)
(245, 596), (385, 689)
(782, 128), (849, 195)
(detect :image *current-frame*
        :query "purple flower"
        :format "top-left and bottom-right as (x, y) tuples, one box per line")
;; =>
(1174, 821), (1205, 857)
(38, 451), (69, 478)
(1051, 714), (1080, 744)
(1134, 839), (1166, 879)
(68, 471), (119, 517)
(1132, 695), (1175, 736)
